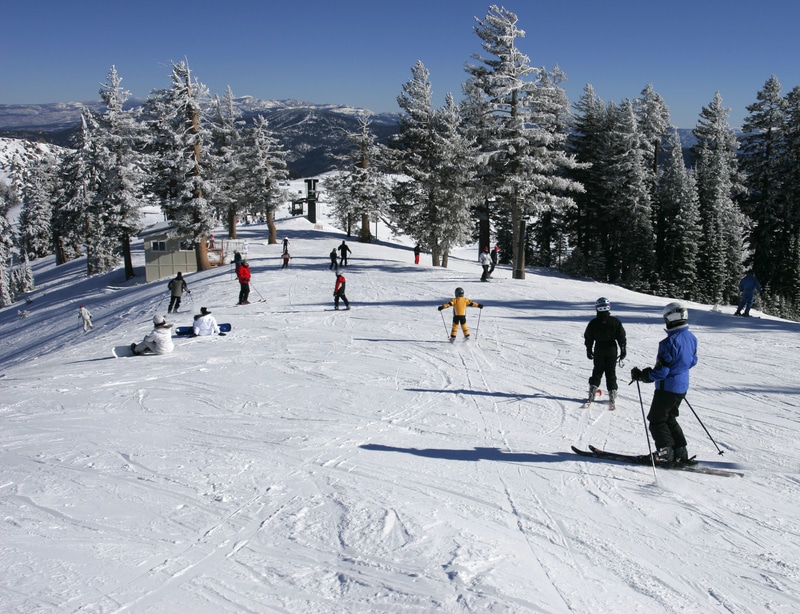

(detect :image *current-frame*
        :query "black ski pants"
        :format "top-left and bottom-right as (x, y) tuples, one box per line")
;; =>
(589, 347), (618, 391)
(647, 389), (688, 450)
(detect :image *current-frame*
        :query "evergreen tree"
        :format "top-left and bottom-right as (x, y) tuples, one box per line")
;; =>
(18, 155), (58, 260)
(0, 183), (18, 306)
(52, 130), (92, 266)
(655, 129), (701, 298)
(144, 60), (215, 270)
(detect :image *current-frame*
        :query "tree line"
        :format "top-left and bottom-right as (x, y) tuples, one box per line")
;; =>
(2, 5), (798, 320)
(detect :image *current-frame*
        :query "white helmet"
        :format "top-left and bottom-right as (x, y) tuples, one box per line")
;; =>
(662, 301), (688, 328)
(595, 297), (611, 312)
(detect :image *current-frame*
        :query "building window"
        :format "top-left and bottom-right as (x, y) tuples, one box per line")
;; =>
(151, 240), (167, 252)
(179, 240), (195, 252)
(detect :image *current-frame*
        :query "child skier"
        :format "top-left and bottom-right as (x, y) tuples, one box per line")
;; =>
(78, 304), (94, 332)
(438, 287), (483, 342)
(583, 297), (627, 409)
(281, 249), (291, 269)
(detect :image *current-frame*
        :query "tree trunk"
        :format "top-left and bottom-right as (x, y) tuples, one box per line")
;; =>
(122, 235), (135, 280)
(227, 207), (237, 240)
(512, 200), (526, 280)
(359, 213), (372, 243)
(267, 209), (277, 244)
(432, 247), (441, 267)
(195, 236), (210, 271)
(441, 250), (449, 268)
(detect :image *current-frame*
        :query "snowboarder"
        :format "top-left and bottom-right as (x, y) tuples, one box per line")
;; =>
(131, 314), (174, 355)
(338, 241), (352, 267)
(479, 247), (492, 282)
(78, 305), (94, 332)
(583, 297), (627, 408)
(167, 272), (190, 313)
(281, 249), (291, 269)
(438, 287), (483, 341)
(236, 260), (251, 305)
(192, 307), (220, 337)
(630, 301), (698, 463)
(735, 270), (762, 317)
(414, 244), (421, 265)
(489, 244), (499, 277)
(333, 271), (350, 310)
(329, 248), (338, 270)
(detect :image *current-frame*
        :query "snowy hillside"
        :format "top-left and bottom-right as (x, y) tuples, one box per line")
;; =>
(2, 195), (799, 613)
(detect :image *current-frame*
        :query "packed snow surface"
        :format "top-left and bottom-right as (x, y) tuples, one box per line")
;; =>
(2, 200), (799, 613)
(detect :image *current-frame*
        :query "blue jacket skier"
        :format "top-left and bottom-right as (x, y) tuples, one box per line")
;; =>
(734, 270), (761, 317)
(631, 301), (698, 463)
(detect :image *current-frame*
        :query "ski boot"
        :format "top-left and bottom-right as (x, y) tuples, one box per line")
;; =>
(609, 389), (618, 410)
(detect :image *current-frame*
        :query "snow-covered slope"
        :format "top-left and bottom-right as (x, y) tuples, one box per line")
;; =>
(2, 201), (799, 612)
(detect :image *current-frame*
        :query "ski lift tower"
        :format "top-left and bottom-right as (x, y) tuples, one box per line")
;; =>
(305, 178), (318, 224)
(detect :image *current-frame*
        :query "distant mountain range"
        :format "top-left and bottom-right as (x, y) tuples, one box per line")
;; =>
(0, 98), (402, 177)
(0, 97), (699, 178)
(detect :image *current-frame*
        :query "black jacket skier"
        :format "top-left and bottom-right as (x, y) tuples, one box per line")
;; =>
(584, 297), (626, 405)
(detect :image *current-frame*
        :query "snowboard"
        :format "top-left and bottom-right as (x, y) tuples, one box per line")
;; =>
(174, 323), (232, 336)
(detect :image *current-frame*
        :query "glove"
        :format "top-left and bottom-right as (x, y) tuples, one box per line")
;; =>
(586, 349), (594, 360)
(438, 306), (444, 311)
(478, 304), (484, 309)
(619, 346), (627, 361)
(631, 367), (652, 383)
(631, 367), (642, 381)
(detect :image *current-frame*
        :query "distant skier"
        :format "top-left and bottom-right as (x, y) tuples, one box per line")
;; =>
(631, 301), (698, 464)
(583, 297), (627, 408)
(338, 241), (352, 267)
(329, 248), (338, 270)
(333, 271), (350, 310)
(236, 260), (251, 305)
(131, 314), (174, 355)
(167, 272), (190, 313)
(281, 249), (291, 269)
(282, 237), (289, 252)
(414, 244), (421, 265)
(78, 304), (94, 332)
(479, 247), (491, 282)
(438, 287), (483, 342)
(193, 307), (220, 337)
(734, 270), (762, 317)
(489, 244), (499, 277)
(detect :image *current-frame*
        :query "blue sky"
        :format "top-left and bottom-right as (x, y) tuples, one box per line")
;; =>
(2, 0), (798, 128)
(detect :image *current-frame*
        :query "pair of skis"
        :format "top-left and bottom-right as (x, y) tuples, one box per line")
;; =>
(582, 388), (615, 410)
(572, 445), (743, 477)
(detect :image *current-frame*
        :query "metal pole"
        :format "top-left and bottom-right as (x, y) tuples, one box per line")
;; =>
(684, 397), (724, 455)
(636, 381), (658, 481)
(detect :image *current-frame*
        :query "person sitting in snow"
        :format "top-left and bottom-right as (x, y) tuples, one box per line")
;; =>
(192, 307), (220, 337)
(131, 315), (174, 355)
(438, 287), (483, 342)
(78, 304), (94, 332)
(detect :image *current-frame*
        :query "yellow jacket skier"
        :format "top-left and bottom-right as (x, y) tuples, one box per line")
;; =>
(438, 287), (483, 342)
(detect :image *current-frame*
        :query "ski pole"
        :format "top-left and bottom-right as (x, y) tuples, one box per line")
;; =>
(683, 397), (724, 455)
(636, 381), (658, 481)
(474, 307), (483, 340)
(440, 309), (449, 336)
(250, 282), (265, 301)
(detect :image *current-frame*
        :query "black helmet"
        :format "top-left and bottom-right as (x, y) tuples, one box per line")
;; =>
(595, 297), (611, 312)
(455, 287), (464, 297)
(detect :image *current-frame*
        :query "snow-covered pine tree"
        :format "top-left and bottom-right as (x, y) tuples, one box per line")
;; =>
(634, 84), (671, 192)
(0, 183), (18, 306)
(52, 129), (92, 266)
(18, 155), (58, 260)
(655, 129), (701, 298)
(692, 92), (746, 304)
(739, 76), (793, 310)
(324, 114), (390, 243)
(465, 6), (583, 279)
(144, 60), (215, 270)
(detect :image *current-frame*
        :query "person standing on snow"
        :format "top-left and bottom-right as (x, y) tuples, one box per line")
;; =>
(281, 249), (291, 269)
(438, 287), (483, 342)
(167, 272), (190, 313)
(236, 260), (251, 305)
(329, 247), (338, 270)
(414, 244), (421, 265)
(78, 305), (94, 331)
(734, 270), (762, 317)
(489, 244), (499, 277)
(333, 271), (350, 310)
(338, 241), (352, 267)
(479, 246), (492, 282)
(193, 307), (220, 337)
(631, 301), (698, 464)
(131, 314), (174, 355)
(583, 297), (627, 408)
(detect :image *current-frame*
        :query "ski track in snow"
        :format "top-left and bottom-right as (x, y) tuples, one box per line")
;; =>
(2, 202), (800, 612)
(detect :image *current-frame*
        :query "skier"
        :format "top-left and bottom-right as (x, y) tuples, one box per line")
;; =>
(236, 260), (251, 305)
(281, 249), (291, 269)
(282, 237), (289, 252)
(333, 271), (350, 310)
(414, 244), (421, 265)
(193, 307), (220, 337)
(438, 287), (483, 342)
(489, 244), (499, 277)
(583, 297), (627, 408)
(329, 248), (338, 270)
(338, 241), (352, 267)
(734, 270), (762, 317)
(78, 304), (94, 332)
(631, 301), (698, 463)
(131, 314), (174, 355)
(167, 272), (190, 313)
(479, 247), (492, 282)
